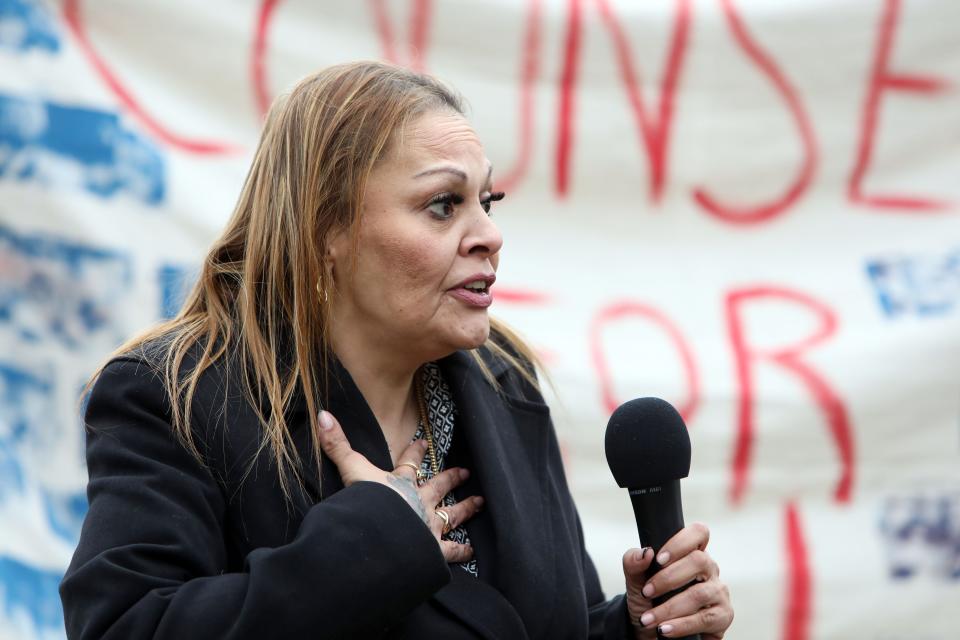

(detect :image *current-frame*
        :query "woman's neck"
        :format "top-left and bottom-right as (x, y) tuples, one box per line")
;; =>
(330, 333), (422, 464)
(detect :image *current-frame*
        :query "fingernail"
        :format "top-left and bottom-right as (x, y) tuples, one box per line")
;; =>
(658, 624), (673, 635)
(459, 468), (469, 480)
(319, 411), (333, 431)
(657, 550), (670, 565)
(640, 612), (654, 626)
(474, 496), (484, 508)
(632, 548), (644, 562)
(642, 583), (655, 598)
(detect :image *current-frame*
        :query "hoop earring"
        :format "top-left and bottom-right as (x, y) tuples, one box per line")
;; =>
(316, 279), (329, 303)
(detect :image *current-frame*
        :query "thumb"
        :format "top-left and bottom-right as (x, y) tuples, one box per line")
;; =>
(317, 410), (356, 469)
(623, 547), (654, 593)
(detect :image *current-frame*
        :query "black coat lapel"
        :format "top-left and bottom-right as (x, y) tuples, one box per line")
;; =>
(439, 350), (557, 640)
(288, 359), (394, 501)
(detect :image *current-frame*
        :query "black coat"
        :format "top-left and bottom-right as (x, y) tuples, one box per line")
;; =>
(60, 341), (633, 639)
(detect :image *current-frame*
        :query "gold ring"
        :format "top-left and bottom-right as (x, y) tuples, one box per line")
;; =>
(434, 509), (452, 534)
(396, 461), (419, 474)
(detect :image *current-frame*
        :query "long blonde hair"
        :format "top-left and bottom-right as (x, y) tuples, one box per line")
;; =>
(100, 61), (540, 499)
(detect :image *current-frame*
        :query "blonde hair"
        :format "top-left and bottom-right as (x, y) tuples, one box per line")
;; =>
(97, 61), (540, 499)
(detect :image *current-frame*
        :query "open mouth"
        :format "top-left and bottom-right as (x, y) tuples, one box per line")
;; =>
(462, 280), (490, 295)
(449, 274), (495, 307)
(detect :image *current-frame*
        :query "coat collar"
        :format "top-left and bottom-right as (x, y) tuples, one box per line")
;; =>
(290, 347), (515, 500)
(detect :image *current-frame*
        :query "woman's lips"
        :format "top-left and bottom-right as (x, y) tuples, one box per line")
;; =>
(448, 287), (493, 308)
(448, 273), (495, 308)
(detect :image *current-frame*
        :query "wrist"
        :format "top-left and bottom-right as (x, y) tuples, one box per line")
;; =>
(385, 474), (428, 524)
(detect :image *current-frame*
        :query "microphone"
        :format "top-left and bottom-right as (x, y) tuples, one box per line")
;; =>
(604, 397), (699, 640)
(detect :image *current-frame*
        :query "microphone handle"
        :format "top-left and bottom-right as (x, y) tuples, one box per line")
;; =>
(629, 481), (700, 640)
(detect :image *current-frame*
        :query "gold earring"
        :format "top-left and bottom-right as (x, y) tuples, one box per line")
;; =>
(316, 279), (329, 303)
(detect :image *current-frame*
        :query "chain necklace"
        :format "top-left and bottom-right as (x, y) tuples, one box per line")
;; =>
(414, 369), (439, 477)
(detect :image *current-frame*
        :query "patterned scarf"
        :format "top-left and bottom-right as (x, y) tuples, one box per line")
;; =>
(413, 362), (478, 577)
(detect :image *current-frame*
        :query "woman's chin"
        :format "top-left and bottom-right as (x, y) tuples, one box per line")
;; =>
(418, 316), (491, 359)
(454, 323), (491, 352)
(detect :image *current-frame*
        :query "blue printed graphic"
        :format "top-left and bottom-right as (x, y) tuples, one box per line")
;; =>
(0, 223), (133, 349)
(0, 0), (60, 53)
(0, 360), (84, 636)
(0, 361), (53, 498)
(880, 493), (960, 581)
(157, 263), (196, 319)
(0, 555), (65, 634)
(866, 248), (960, 318)
(0, 93), (165, 204)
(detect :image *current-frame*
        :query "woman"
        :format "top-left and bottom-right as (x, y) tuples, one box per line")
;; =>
(60, 61), (733, 639)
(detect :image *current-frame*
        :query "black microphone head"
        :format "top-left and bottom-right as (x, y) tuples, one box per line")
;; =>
(604, 397), (691, 489)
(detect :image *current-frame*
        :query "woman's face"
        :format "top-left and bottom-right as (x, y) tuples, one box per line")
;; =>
(328, 109), (503, 364)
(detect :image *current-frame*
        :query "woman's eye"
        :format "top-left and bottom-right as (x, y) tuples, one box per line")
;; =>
(426, 191), (505, 218)
(426, 193), (462, 219)
(480, 190), (506, 215)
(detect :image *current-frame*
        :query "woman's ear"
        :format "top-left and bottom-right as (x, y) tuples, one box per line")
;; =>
(320, 228), (346, 304)
(324, 225), (349, 275)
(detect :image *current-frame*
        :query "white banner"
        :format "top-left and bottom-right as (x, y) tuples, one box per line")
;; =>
(1, 1), (959, 638)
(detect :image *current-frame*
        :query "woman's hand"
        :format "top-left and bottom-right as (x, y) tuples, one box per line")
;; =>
(623, 523), (733, 639)
(317, 410), (483, 564)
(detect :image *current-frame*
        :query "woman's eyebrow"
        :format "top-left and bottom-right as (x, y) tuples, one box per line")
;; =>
(412, 165), (494, 185)
(412, 166), (468, 181)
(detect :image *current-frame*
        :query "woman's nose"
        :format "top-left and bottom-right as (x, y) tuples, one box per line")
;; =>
(462, 207), (503, 258)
